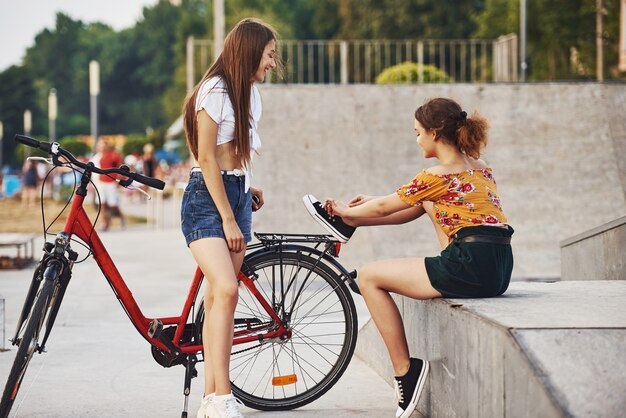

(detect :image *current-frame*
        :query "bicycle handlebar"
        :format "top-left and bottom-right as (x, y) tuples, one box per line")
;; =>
(15, 134), (166, 190)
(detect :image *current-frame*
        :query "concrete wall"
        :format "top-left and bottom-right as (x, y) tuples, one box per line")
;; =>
(253, 83), (626, 279)
(560, 216), (626, 280)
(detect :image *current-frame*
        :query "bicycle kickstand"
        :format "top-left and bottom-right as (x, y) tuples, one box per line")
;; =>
(181, 355), (198, 418)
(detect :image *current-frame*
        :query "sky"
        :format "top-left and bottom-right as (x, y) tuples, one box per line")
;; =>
(0, 0), (159, 72)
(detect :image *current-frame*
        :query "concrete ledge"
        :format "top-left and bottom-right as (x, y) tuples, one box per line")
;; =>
(560, 216), (626, 281)
(355, 281), (626, 418)
(0, 296), (4, 351)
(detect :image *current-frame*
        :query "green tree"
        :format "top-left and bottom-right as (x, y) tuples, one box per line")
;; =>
(21, 14), (126, 137)
(104, 2), (182, 134)
(162, 0), (211, 125)
(330, 0), (484, 40)
(0, 65), (39, 167)
(474, 0), (623, 80)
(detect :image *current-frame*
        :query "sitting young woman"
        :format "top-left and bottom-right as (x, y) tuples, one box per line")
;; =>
(303, 97), (513, 418)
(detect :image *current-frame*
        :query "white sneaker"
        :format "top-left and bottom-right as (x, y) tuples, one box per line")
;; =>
(213, 393), (245, 418)
(196, 393), (218, 418)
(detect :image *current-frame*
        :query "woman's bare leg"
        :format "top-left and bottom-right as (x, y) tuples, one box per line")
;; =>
(358, 257), (441, 376)
(190, 238), (246, 395)
(351, 201), (450, 375)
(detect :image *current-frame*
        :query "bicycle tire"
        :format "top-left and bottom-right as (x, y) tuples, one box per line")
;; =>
(198, 250), (358, 411)
(0, 263), (58, 418)
(11, 257), (48, 340)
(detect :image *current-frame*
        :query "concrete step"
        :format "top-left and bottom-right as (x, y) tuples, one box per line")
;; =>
(356, 281), (626, 418)
(560, 215), (626, 281)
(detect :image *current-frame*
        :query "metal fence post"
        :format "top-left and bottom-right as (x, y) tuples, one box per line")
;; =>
(417, 41), (424, 83)
(340, 41), (349, 84)
(493, 40), (500, 82)
(188, 36), (509, 85)
(186, 36), (194, 92)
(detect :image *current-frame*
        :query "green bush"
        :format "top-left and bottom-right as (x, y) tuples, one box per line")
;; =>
(14, 135), (50, 161)
(122, 134), (149, 156)
(375, 62), (450, 84)
(59, 137), (91, 158)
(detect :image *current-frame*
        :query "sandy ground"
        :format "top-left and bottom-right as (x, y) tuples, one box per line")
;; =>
(0, 195), (143, 234)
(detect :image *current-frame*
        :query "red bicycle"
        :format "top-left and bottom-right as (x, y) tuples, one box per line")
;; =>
(1, 135), (360, 418)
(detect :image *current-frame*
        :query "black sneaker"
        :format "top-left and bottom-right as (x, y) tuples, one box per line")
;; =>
(302, 194), (356, 243)
(394, 358), (429, 418)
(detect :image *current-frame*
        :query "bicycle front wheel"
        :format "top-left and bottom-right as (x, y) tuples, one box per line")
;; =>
(231, 251), (358, 410)
(0, 262), (58, 417)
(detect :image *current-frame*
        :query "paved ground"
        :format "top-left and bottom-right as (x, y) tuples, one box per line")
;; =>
(0, 226), (395, 418)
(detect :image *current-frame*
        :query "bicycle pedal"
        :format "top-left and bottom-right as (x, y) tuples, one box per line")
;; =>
(348, 270), (361, 295)
(148, 319), (163, 338)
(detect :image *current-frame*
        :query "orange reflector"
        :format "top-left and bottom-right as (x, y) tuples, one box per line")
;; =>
(272, 374), (298, 386)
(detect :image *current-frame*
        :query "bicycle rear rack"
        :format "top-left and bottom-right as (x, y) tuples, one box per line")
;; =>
(254, 232), (337, 244)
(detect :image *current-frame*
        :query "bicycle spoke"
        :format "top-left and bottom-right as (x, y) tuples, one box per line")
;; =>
(229, 251), (357, 410)
(271, 344), (287, 400)
(232, 344), (269, 389)
(290, 299), (345, 335)
(290, 329), (341, 364)
(276, 341), (327, 382)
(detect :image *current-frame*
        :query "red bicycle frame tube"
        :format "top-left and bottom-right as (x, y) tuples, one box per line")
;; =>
(62, 191), (287, 355)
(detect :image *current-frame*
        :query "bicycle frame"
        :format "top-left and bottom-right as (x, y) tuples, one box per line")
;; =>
(61, 171), (288, 356)
(4, 135), (361, 417)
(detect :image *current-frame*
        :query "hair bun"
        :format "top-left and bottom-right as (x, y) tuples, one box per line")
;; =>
(460, 111), (467, 120)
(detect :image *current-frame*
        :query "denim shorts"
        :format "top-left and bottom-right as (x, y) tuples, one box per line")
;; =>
(180, 171), (252, 246)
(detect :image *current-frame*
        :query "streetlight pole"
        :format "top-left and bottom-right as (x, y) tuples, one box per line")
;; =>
(48, 88), (58, 142)
(520, 0), (527, 82)
(214, 0), (225, 59)
(597, 0), (605, 81)
(89, 60), (100, 152)
(23, 109), (32, 158)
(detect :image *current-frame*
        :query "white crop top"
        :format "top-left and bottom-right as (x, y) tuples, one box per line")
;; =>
(195, 76), (262, 152)
(195, 76), (262, 191)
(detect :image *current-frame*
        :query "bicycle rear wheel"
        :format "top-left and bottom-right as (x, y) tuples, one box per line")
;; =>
(0, 262), (59, 417)
(230, 251), (358, 410)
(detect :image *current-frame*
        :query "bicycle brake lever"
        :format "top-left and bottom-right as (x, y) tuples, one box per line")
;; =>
(124, 182), (152, 200)
(27, 156), (53, 165)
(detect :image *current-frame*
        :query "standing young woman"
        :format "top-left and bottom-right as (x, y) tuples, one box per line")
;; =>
(180, 18), (278, 418)
(304, 97), (513, 418)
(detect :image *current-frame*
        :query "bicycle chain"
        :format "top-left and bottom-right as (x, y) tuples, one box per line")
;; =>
(230, 320), (278, 355)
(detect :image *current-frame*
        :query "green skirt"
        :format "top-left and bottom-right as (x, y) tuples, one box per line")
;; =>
(425, 225), (514, 298)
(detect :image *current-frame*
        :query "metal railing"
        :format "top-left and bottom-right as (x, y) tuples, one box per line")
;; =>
(186, 34), (518, 86)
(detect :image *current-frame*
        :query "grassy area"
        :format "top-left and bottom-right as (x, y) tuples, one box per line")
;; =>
(0, 195), (145, 233)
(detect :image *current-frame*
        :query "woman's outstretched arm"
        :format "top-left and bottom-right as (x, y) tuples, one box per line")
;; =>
(327, 193), (421, 225)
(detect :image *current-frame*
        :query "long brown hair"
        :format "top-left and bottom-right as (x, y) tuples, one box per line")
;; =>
(183, 18), (277, 167)
(415, 98), (489, 159)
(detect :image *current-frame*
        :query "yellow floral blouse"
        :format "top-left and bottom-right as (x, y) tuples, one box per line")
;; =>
(396, 168), (508, 237)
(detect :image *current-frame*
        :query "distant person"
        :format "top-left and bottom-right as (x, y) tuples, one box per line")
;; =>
(303, 97), (514, 418)
(180, 18), (277, 418)
(21, 159), (39, 207)
(137, 142), (159, 195)
(141, 143), (158, 178)
(95, 139), (126, 231)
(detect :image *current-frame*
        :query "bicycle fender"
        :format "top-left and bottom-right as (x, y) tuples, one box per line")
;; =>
(244, 244), (355, 285)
